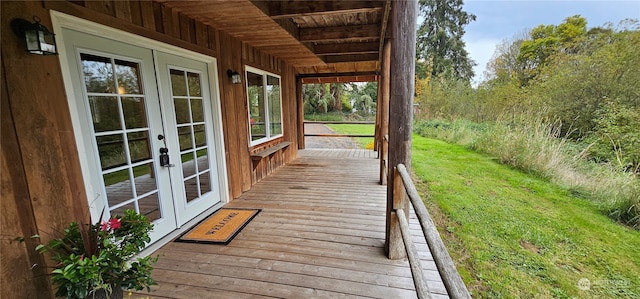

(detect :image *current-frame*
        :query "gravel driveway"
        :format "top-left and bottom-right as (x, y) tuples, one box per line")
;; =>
(304, 123), (361, 149)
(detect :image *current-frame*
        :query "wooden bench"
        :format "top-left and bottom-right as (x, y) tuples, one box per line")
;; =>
(250, 141), (291, 162)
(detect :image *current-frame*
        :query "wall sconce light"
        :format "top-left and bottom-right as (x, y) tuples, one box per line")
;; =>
(227, 69), (241, 84)
(11, 16), (58, 55)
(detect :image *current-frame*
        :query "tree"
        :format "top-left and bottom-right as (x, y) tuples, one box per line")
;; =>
(484, 30), (529, 84)
(302, 83), (348, 114)
(416, 0), (476, 81)
(517, 15), (588, 85)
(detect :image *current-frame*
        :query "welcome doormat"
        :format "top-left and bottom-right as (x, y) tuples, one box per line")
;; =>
(176, 208), (260, 244)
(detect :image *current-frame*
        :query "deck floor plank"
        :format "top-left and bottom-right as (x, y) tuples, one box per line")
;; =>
(133, 149), (450, 298)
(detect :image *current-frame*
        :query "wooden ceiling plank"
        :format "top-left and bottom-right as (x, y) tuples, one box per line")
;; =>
(322, 53), (379, 63)
(314, 42), (379, 55)
(298, 71), (378, 78)
(266, 1), (383, 19)
(300, 24), (380, 42)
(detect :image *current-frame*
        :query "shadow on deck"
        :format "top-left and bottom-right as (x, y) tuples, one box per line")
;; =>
(135, 149), (449, 298)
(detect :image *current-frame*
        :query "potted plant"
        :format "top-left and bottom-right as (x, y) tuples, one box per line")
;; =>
(33, 210), (158, 299)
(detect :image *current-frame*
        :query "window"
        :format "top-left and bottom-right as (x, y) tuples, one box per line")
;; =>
(246, 66), (282, 145)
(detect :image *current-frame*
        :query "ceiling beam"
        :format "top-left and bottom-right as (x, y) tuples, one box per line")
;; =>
(300, 24), (380, 42)
(298, 71), (379, 78)
(301, 75), (379, 84)
(314, 42), (379, 56)
(322, 53), (380, 64)
(267, 1), (383, 19)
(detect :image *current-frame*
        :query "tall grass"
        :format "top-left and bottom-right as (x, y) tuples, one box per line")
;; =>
(414, 118), (640, 229)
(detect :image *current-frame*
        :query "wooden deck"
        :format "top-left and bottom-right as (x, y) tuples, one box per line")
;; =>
(134, 149), (449, 298)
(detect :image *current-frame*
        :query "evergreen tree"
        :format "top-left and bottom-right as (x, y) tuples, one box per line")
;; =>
(416, 0), (476, 81)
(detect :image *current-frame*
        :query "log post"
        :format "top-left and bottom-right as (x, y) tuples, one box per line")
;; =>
(385, 0), (417, 259)
(296, 77), (305, 149)
(379, 39), (391, 185)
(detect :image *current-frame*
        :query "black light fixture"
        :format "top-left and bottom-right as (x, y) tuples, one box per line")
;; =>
(11, 16), (58, 55)
(227, 69), (241, 84)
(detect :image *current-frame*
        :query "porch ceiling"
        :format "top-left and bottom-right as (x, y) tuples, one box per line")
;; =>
(157, 0), (388, 78)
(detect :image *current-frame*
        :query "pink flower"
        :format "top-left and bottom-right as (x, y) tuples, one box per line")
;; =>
(100, 218), (122, 231)
(109, 218), (121, 230)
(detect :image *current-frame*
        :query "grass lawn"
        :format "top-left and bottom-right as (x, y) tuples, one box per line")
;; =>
(325, 123), (375, 149)
(411, 134), (640, 298)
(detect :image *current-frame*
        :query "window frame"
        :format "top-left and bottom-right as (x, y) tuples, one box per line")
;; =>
(245, 66), (283, 146)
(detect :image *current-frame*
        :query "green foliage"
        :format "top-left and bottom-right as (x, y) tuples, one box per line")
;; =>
(304, 112), (347, 122)
(412, 135), (640, 298)
(303, 82), (378, 117)
(416, 0), (476, 81)
(34, 210), (157, 298)
(588, 103), (640, 172)
(517, 15), (588, 85)
(484, 31), (528, 84)
(341, 98), (353, 113)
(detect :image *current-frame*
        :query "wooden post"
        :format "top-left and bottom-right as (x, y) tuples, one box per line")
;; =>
(379, 40), (391, 185)
(296, 77), (305, 149)
(385, 0), (417, 258)
(374, 84), (380, 153)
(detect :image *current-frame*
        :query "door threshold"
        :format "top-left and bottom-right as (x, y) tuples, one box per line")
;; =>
(136, 202), (225, 258)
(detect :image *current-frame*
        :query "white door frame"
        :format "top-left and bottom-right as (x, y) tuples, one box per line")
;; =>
(51, 11), (229, 224)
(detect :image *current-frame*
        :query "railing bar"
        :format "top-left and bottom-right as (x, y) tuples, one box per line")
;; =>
(396, 208), (432, 299)
(396, 164), (471, 299)
(304, 133), (375, 138)
(304, 121), (375, 124)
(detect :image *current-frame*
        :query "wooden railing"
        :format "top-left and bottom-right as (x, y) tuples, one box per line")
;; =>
(392, 164), (471, 299)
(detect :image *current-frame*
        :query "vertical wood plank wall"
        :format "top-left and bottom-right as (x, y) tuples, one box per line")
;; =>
(1, 1), (299, 297)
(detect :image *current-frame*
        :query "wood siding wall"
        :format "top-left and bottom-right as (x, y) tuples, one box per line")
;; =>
(1, 1), (299, 297)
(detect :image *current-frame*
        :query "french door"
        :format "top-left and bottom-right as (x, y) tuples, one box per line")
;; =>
(155, 52), (221, 226)
(62, 28), (221, 244)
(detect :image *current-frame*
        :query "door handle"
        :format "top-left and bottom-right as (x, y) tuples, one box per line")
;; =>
(159, 147), (175, 167)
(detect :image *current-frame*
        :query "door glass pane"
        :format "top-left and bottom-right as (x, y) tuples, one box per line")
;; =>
(89, 96), (120, 132)
(97, 134), (126, 169)
(128, 132), (151, 162)
(122, 97), (147, 129)
(138, 194), (161, 222)
(247, 72), (265, 141)
(82, 54), (114, 93)
(110, 202), (136, 218)
(133, 162), (157, 195)
(194, 124), (206, 147)
(115, 59), (142, 94)
(181, 152), (196, 178)
(170, 69), (187, 96)
(267, 75), (282, 136)
(178, 126), (193, 151)
(174, 98), (190, 124)
(187, 72), (201, 96)
(197, 149), (209, 171)
(184, 177), (199, 203)
(103, 169), (133, 207)
(200, 172), (211, 195)
(191, 99), (204, 122)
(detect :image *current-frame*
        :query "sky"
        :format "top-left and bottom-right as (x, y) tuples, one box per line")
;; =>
(461, 0), (640, 84)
